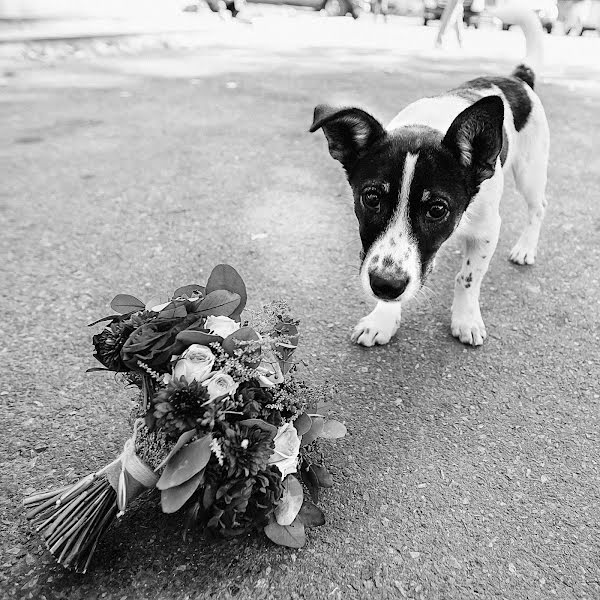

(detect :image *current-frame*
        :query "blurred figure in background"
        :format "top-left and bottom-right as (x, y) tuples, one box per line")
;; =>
(372, 0), (389, 22)
(435, 0), (465, 47)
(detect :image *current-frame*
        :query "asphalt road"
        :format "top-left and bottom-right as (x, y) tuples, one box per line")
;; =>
(1, 11), (599, 600)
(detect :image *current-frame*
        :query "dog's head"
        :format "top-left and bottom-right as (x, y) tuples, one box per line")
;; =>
(310, 96), (504, 302)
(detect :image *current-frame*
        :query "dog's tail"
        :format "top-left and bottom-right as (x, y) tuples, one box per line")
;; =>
(490, 3), (544, 89)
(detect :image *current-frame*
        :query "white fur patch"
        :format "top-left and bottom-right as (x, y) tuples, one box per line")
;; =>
(361, 153), (421, 301)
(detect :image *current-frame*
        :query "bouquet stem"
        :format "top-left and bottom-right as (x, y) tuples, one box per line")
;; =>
(24, 420), (158, 573)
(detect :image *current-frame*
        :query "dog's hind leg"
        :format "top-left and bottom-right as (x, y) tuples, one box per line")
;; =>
(509, 108), (549, 265)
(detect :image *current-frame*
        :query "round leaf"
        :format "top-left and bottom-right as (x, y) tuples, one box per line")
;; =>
(293, 412), (312, 437)
(301, 417), (324, 446)
(205, 265), (247, 318)
(110, 294), (145, 314)
(319, 420), (347, 440)
(154, 429), (196, 472)
(156, 435), (212, 490)
(264, 518), (306, 549)
(275, 476), (304, 526)
(312, 465), (333, 488)
(161, 470), (205, 514)
(172, 284), (205, 299)
(195, 290), (241, 317)
(296, 500), (325, 527)
(222, 327), (261, 368)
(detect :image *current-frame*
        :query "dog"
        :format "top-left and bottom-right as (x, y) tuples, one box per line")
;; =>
(310, 6), (549, 347)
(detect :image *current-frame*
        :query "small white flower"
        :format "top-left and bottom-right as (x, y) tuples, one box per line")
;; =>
(241, 439), (249, 449)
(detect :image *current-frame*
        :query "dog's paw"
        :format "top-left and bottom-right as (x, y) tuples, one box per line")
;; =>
(451, 314), (487, 346)
(351, 314), (399, 347)
(509, 240), (536, 265)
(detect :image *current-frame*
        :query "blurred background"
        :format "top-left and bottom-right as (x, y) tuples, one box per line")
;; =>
(1, 0), (599, 36)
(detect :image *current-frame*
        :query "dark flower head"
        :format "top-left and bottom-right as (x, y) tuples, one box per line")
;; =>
(151, 377), (211, 440)
(93, 321), (135, 371)
(220, 424), (275, 479)
(205, 465), (283, 535)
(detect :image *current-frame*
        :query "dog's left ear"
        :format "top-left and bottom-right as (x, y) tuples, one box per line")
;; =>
(443, 96), (504, 188)
(310, 104), (385, 173)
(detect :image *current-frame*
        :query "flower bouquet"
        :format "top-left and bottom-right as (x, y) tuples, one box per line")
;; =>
(24, 265), (346, 573)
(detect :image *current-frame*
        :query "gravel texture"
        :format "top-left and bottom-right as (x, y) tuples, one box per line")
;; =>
(1, 13), (599, 600)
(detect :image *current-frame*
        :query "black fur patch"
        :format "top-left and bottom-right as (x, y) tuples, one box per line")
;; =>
(512, 64), (535, 89)
(455, 76), (532, 132)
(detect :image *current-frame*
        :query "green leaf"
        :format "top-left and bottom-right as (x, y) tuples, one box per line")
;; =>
(158, 305), (188, 319)
(296, 500), (325, 527)
(301, 417), (324, 446)
(172, 284), (205, 299)
(156, 435), (212, 489)
(293, 412), (312, 437)
(88, 314), (122, 327)
(275, 476), (304, 526)
(264, 518), (306, 549)
(205, 264), (247, 319)
(154, 429), (196, 471)
(222, 327), (261, 368)
(238, 419), (278, 437)
(319, 420), (347, 440)
(110, 294), (145, 314)
(85, 367), (110, 373)
(312, 465), (333, 488)
(300, 463), (320, 503)
(203, 484), (216, 509)
(195, 290), (241, 318)
(161, 470), (205, 514)
(175, 330), (223, 347)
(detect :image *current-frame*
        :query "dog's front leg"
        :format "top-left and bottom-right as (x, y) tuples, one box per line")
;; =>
(351, 300), (402, 347)
(451, 216), (501, 346)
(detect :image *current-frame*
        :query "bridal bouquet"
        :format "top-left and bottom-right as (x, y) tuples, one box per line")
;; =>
(24, 265), (346, 573)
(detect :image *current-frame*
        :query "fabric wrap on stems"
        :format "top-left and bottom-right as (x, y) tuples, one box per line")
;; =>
(102, 420), (159, 514)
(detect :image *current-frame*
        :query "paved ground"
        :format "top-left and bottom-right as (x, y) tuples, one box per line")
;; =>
(1, 10), (599, 600)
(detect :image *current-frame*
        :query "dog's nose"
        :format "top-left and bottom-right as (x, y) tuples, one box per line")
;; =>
(369, 272), (409, 301)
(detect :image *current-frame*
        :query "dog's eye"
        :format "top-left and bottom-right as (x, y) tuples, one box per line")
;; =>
(361, 191), (381, 212)
(426, 202), (449, 222)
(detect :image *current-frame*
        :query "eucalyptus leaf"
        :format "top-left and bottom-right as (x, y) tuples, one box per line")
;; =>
(172, 284), (205, 299)
(161, 470), (205, 514)
(175, 330), (223, 348)
(222, 327), (261, 367)
(195, 290), (241, 318)
(156, 435), (212, 490)
(205, 265), (247, 318)
(87, 314), (122, 327)
(154, 429), (196, 472)
(319, 420), (347, 439)
(275, 476), (304, 526)
(293, 412), (312, 437)
(85, 367), (111, 373)
(300, 464), (320, 503)
(296, 500), (325, 527)
(158, 304), (188, 319)
(264, 518), (306, 549)
(301, 417), (324, 447)
(110, 294), (145, 314)
(312, 465), (334, 488)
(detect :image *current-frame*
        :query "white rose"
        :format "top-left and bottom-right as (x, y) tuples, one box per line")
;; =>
(202, 371), (238, 400)
(268, 422), (301, 479)
(204, 315), (240, 339)
(172, 344), (215, 383)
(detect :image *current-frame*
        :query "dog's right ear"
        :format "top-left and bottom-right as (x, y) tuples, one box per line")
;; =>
(310, 104), (385, 173)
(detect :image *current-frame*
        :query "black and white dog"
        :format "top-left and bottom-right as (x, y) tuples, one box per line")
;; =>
(310, 7), (548, 347)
